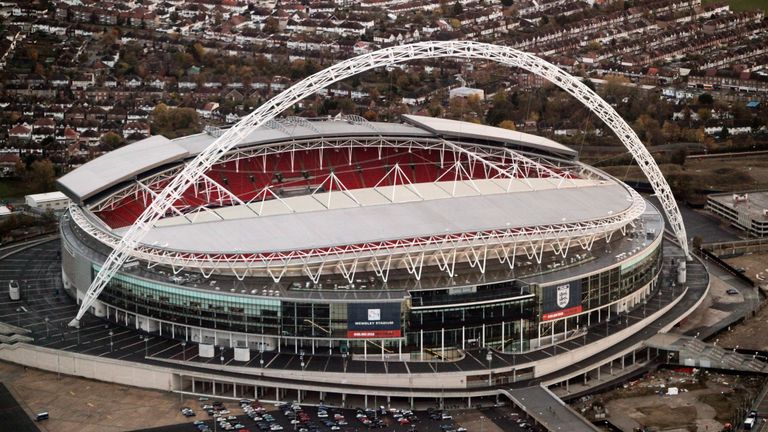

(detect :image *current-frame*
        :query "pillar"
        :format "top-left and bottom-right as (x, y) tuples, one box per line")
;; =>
(501, 322), (505, 352)
(420, 330), (424, 361)
(441, 327), (445, 360)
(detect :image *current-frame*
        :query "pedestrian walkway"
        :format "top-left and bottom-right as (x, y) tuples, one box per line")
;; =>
(504, 386), (600, 432)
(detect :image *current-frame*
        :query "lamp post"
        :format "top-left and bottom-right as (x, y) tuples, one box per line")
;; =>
(181, 341), (187, 362)
(486, 350), (493, 386)
(44, 317), (49, 338)
(480, 416), (485, 432)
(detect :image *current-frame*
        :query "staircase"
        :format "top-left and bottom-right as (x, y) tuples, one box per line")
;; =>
(679, 337), (768, 373)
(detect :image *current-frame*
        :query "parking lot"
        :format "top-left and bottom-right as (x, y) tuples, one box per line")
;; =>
(133, 401), (538, 432)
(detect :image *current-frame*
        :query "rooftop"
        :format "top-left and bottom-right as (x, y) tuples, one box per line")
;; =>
(708, 190), (768, 221)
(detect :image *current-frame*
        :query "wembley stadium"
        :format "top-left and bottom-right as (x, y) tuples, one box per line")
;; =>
(57, 113), (666, 359)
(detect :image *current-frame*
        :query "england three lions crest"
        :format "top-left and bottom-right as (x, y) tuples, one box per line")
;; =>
(556, 284), (570, 309)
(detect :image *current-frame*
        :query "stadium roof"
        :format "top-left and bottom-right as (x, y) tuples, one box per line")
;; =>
(58, 117), (578, 204)
(402, 115), (577, 158)
(121, 181), (632, 254)
(58, 135), (187, 201)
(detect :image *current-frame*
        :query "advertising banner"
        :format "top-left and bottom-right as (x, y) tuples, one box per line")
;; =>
(198, 344), (215, 358)
(234, 347), (251, 362)
(541, 279), (583, 321)
(347, 303), (401, 338)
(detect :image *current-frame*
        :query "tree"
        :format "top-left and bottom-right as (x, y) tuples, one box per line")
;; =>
(100, 131), (125, 151)
(697, 107), (711, 123)
(485, 91), (515, 126)
(452, 1), (463, 16)
(498, 120), (516, 130)
(581, 78), (596, 92)
(151, 103), (201, 139)
(362, 110), (379, 121)
(27, 159), (56, 193)
(669, 147), (687, 165)
(190, 42), (206, 62)
(697, 93), (714, 105)
(263, 17), (280, 33)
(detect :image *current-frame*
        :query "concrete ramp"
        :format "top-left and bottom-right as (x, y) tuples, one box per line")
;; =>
(503, 385), (601, 431)
(645, 333), (768, 373)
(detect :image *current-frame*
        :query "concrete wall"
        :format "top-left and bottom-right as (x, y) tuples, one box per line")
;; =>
(0, 343), (175, 392)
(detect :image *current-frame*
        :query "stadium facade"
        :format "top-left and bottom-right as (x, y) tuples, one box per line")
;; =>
(58, 114), (666, 359)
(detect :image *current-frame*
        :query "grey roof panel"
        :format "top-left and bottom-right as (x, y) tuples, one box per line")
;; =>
(130, 183), (632, 254)
(402, 114), (578, 158)
(57, 135), (187, 203)
(172, 120), (432, 155)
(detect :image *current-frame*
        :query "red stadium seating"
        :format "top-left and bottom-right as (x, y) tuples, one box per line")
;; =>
(95, 146), (577, 228)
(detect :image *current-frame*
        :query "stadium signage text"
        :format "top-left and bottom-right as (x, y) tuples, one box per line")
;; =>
(347, 303), (402, 338)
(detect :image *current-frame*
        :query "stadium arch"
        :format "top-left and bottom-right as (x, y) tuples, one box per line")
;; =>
(69, 41), (689, 327)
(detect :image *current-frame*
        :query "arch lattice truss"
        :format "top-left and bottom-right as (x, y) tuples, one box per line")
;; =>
(69, 41), (689, 326)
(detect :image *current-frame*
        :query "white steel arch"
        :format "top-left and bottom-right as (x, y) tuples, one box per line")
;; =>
(69, 41), (688, 327)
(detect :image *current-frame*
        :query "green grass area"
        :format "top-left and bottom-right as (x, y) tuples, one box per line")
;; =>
(0, 179), (32, 201)
(703, 0), (766, 12)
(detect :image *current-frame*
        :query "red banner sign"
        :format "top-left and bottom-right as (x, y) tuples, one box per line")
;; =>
(347, 330), (402, 338)
(542, 305), (583, 321)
